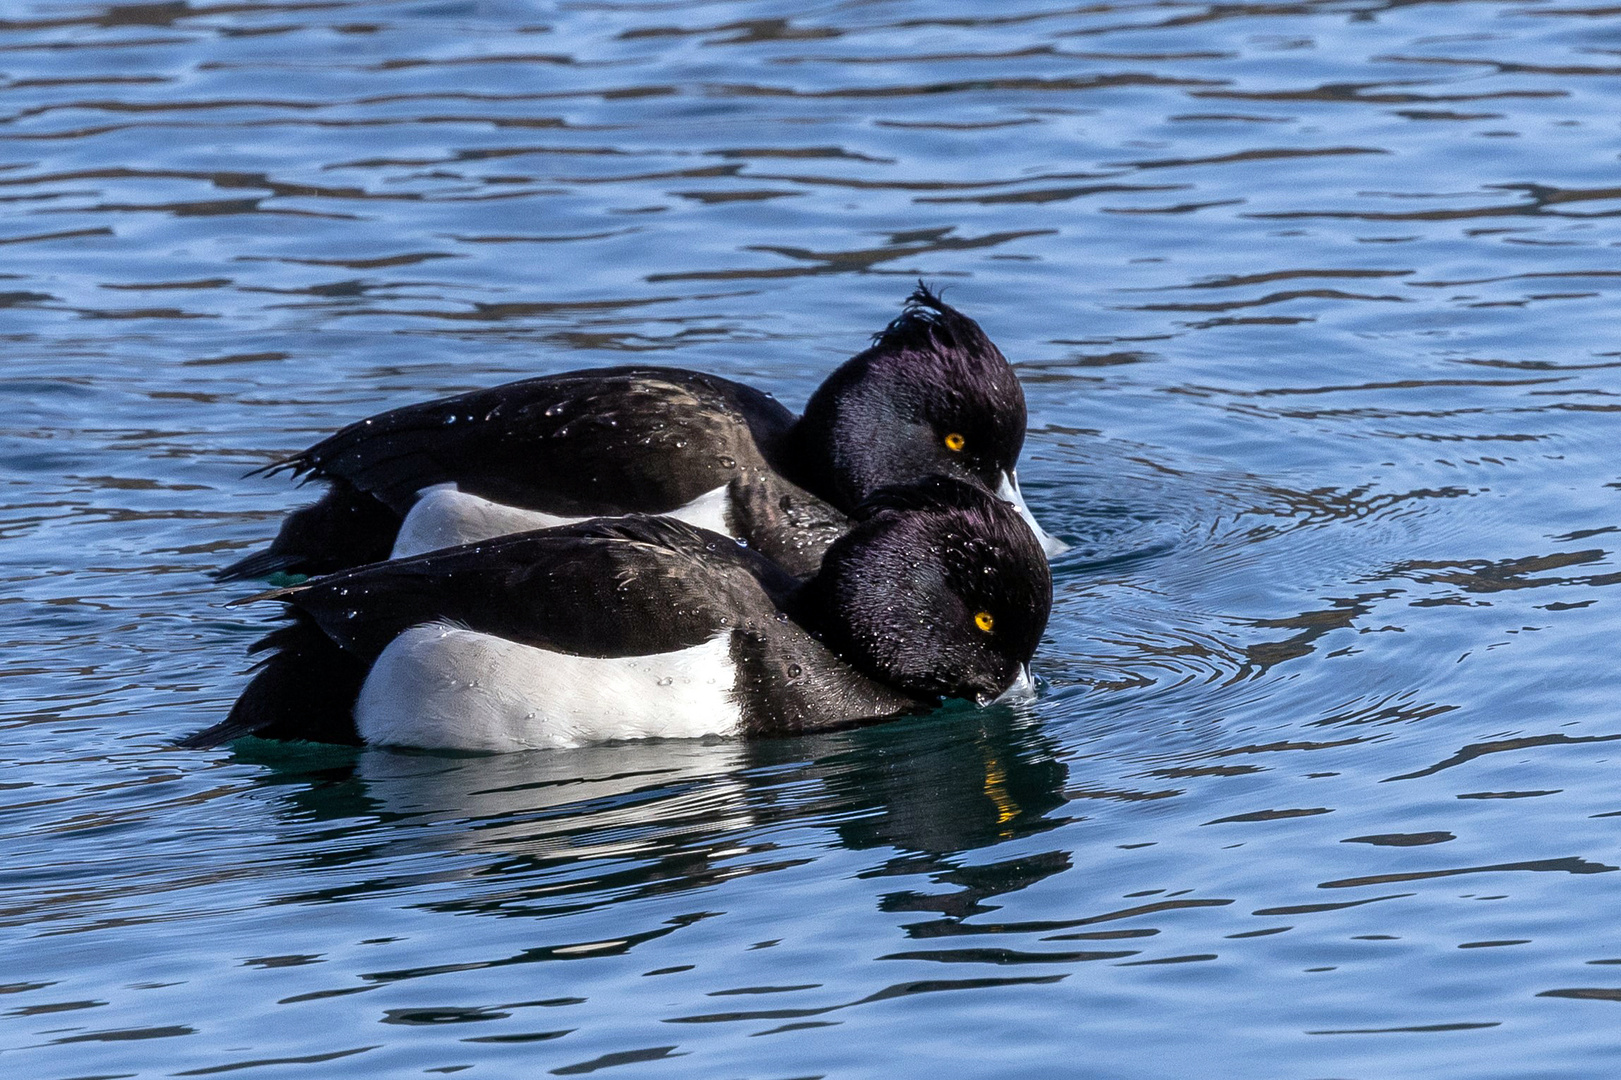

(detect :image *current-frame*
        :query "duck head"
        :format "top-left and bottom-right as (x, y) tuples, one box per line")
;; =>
(795, 285), (1066, 556)
(800, 475), (1053, 704)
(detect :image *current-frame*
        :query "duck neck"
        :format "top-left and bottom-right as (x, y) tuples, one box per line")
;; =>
(784, 565), (865, 666)
(780, 404), (847, 513)
(784, 569), (836, 641)
(784, 357), (896, 514)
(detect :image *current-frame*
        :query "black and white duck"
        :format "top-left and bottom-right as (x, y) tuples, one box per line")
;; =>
(218, 286), (1064, 582)
(188, 476), (1052, 752)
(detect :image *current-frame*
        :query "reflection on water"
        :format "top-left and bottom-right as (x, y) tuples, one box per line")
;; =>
(4, 0), (1621, 1076)
(262, 710), (1070, 921)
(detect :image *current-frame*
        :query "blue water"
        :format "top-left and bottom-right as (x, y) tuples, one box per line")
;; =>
(4, 0), (1621, 1076)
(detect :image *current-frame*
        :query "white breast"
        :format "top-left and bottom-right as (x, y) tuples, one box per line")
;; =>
(353, 622), (744, 752)
(391, 482), (733, 558)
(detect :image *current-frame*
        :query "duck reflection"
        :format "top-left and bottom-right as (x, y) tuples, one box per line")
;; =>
(239, 707), (1069, 920)
(773, 709), (1073, 926)
(767, 707), (1069, 852)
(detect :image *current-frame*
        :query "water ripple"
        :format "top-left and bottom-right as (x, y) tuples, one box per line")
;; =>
(4, 0), (1621, 1076)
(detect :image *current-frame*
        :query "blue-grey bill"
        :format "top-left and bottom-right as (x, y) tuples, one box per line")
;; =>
(981, 665), (1036, 707)
(997, 471), (1068, 557)
(1003, 664), (1036, 702)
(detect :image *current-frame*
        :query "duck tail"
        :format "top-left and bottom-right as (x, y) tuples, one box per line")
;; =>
(215, 478), (400, 582)
(179, 613), (365, 747)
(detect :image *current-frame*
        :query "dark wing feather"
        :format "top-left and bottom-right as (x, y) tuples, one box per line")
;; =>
(214, 477), (400, 581)
(179, 614), (365, 747)
(280, 367), (795, 516)
(268, 515), (795, 663)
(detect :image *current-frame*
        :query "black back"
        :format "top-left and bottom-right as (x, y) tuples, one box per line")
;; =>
(215, 367), (847, 581)
(269, 516), (798, 663)
(278, 368), (797, 517)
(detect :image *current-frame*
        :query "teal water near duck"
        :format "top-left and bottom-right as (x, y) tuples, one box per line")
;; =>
(3, 1), (1621, 1076)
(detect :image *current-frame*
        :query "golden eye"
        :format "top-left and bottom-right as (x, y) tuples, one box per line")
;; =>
(974, 611), (995, 633)
(944, 432), (966, 452)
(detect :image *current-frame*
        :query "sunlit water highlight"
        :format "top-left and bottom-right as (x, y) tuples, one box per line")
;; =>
(3, 1), (1621, 1076)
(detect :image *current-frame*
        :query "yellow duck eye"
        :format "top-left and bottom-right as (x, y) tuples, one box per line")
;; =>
(974, 611), (995, 633)
(944, 432), (966, 452)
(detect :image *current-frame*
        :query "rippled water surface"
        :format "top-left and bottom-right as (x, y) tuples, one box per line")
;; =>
(4, 0), (1621, 1075)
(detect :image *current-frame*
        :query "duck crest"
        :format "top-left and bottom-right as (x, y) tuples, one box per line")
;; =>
(871, 283), (1001, 364)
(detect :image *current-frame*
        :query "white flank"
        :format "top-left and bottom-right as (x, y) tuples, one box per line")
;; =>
(663, 482), (731, 535)
(353, 622), (743, 752)
(391, 482), (733, 558)
(996, 470), (1068, 557)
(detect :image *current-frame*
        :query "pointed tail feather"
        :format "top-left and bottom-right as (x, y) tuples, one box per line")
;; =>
(180, 614), (365, 747)
(215, 479), (401, 582)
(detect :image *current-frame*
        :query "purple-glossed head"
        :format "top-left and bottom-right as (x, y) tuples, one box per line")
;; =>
(806, 475), (1052, 704)
(796, 284), (1066, 557)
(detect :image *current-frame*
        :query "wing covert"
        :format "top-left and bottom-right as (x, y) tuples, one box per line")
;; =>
(277, 368), (792, 517)
(269, 516), (791, 662)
